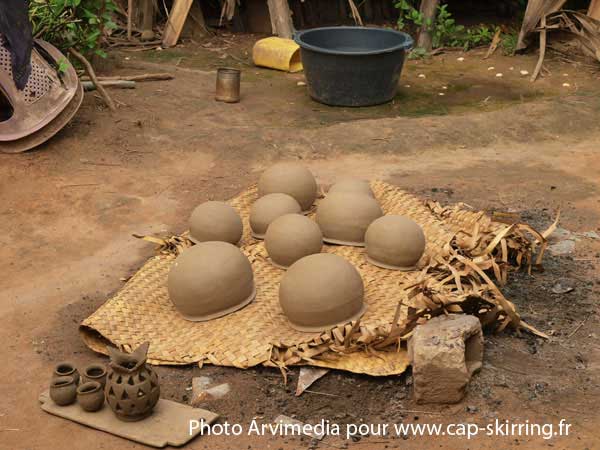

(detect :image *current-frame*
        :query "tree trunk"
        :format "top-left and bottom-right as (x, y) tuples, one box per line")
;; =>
(416, 0), (439, 51)
(267, 0), (294, 39)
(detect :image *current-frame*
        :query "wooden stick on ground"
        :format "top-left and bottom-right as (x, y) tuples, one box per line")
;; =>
(92, 73), (174, 82)
(69, 48), (117, 112)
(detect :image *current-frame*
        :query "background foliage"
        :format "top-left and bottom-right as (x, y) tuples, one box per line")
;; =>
(29, 0), (117, 56)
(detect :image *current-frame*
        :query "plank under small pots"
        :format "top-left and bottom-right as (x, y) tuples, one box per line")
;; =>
(52, 361), (80, 384)
(49, 376), (77, 406)
(105, 342), (160, 422)
(77, 381), (105, 412)
(81, 363), (107, 388)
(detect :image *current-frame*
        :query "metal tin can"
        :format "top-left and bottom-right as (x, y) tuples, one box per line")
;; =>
(215, 68), (241, 103)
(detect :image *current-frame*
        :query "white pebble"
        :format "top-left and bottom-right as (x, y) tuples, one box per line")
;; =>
(404, 84), (411, 88)
(418, 74), (426, 78)
(487, 66), (495, 71)
(297, 81), (306, 86)
(562, 82), (571, 87)
(438, 92), (445, 96)
(496, 73), (503, 78)
(457, 57), (465, 62)
(442, 86), (448, 90)
(520, 70), (529, 76)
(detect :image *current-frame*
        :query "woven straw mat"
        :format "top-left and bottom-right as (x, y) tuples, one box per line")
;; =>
(80, 181), (542, 376)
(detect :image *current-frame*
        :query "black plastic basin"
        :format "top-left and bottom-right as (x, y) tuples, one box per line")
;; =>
(294, 26), (413, 107)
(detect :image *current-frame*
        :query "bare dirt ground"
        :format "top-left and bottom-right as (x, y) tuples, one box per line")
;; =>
(1, 34), (599, 449)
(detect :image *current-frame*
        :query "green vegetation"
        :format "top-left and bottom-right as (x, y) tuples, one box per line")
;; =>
(394, 1), (498, 51)
(29, 0), (117, 57)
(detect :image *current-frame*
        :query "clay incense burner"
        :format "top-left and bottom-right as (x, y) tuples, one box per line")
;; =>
(49, 376), (77, 406)
(105, 342), (160, 422)
(258, 162), (318, 212)
(52, 361), (80, 384)
(81, 363), (108, 388)
(77, 381), (105, 412)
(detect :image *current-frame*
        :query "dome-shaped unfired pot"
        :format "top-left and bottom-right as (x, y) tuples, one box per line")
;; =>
(316, 192), (383, 246)
(189, 201), (243, 245)
(168, 242), (256, 321)
(279, 253), (366, 332)
(265, 214), (323, 269)
(258, 162), (318, 212)
(328, 178), (374, 198)
(250, 193), (302, 239)
(365, 215), (426, 271)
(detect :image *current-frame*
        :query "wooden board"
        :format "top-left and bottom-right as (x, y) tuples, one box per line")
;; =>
(162, 0), (194, 48)
(39, 390), (219, 448)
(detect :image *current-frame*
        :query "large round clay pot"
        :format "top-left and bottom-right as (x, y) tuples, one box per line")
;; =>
(265, 214), (323, 269)
(250, 193), (302, 239)
(77, 381), (105, 412)
(258, 162), (318, 212)
(328, 178), (374, 198)
(167, 241), (256, 321)
(49, 376), (77, 406)
(365, 215), (426, 271)
(279, 253), (366, 332)
(316, 192), (383, 246)
(52, 361), (80, 384)
(105, 343), (160, 422)
(189, 201), (243, 245)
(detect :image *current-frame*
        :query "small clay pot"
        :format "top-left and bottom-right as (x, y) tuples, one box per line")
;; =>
(52, 362), (80, 385)
(189, 201), (243, 245)
(265, 214), (323, 269)
(81, 363), (107, 388)
(50, 376), (77, 406)
(316, 192), (383, 246)
(168, 242), (256, 321)
(328, 178), (374, 198)
(365, 215), (426, 271)
(250, 193), (302, 239)
(258, 162), (318, 212)
(77, 381), (105, 412)
(279, 253), (366, 332)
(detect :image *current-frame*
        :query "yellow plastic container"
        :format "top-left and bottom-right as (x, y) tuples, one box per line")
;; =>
(252, 37), (303, 73)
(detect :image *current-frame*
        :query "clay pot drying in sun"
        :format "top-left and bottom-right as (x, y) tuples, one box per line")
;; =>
(81, 363), (108, 388)
(365, 215), (426, 271)
(167, 241), (256, 321)
(316, 192), (383, 246)
(250, 193), (302, 239)
(77, 381), (105, 412)
(49, 376), (77, 406)
(258, 162), (318, 212)
(52, 362), (80, 384)
(105, 342), (160, 422)
(189, 201), (243, 245)
(264, 214), (323, 269)
(328, 178), (374, 198)
(279, 253), (366, 332)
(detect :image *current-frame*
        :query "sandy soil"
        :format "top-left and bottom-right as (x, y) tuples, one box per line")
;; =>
(0, 35), (599, 450)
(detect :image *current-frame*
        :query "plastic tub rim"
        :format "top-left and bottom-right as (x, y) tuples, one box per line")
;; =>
(294, 26), (414, 57)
